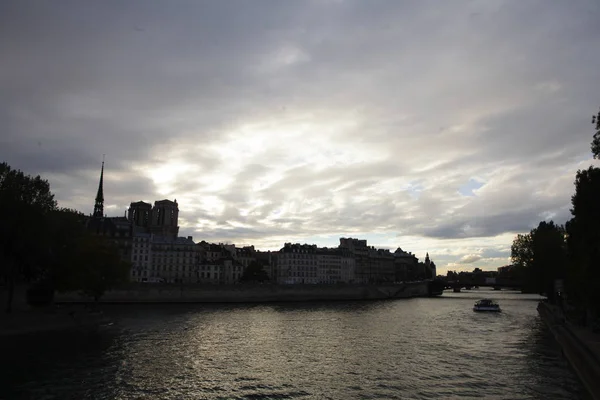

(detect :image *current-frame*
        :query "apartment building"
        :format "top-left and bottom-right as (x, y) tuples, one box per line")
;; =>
(277, 243), (318, 284)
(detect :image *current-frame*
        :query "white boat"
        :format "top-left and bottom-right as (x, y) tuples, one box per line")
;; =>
(473, 299), (501, 312)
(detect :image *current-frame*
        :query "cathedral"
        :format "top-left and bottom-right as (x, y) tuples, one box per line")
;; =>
(86, 160), (196, 283)
(84, 159), (435, 285)
(86, 159), (181, 239)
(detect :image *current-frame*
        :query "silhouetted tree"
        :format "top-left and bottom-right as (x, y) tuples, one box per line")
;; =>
(511, 221), (566, 299)
(565, 166), (600, 317)
(557, 110), (600, 322)
(69, 235), (131, 302)
(591, 108), (600, 158)
(446, 270), (458, 281)
(511, 233), (534, 270)
(1, 162), (132, 308)
(533, 221), (567, 301)
(240, 261), (270, 283)
(45, 208), (90, 291)
(0, 162), (58, 312)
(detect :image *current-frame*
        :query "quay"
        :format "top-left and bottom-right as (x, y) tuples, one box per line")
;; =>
(538, 302), (600, 400)
(54, 282), (431, 304)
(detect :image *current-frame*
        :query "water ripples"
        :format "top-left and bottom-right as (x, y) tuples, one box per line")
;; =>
(0, 291), (589, 399)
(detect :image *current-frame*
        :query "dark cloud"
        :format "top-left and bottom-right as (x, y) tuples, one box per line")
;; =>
(1, 0), (600, 273)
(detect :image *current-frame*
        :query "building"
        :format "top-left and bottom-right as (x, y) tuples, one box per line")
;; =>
(86, 159), (427, 285)
(277, 243), (318, 284)
(127, 201), (152, 228)
(193, 241), (258, 284)
(144, 235), (197, 283)
(338, 238), (370, 283)
(149, 199), (180, 238)
(235, 245), (257, 269)
(86, 160), (133, 261)
(255, 250), (277, 281)
(316, 248), (343, 283)
(127, 200), (198, 283)
(198, 257), (245, 284)
(129, 232), (198, 284)
(369, 248), (395, 283)
(393, 247), (416, 281)
(424, 253), (436, 279)
(338, 238), (399, 283)
(316, 247), (356, 283)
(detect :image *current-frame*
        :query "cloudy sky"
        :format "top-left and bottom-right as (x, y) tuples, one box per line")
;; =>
(2, 0), (600, 274)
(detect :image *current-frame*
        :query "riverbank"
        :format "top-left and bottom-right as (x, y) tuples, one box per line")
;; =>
(54, 282), (430, 304)
(1, 283), (430, 336)
(0, 305), (112, 337)
(537, 302), (600, 400)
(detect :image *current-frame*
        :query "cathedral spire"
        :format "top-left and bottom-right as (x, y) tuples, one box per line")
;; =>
(93, 156), (105, 218)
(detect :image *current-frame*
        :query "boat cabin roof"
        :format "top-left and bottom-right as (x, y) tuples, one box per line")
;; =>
(475, 299), (497, 304)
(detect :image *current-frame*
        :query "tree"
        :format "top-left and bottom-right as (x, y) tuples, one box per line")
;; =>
(565, 166), (600, 317)
(591, 108), (600, 158)
(532, 221), (567, 300)
(559, 111), (600, 321)
(0, 162), (132, 308)
(511, 221), (566, 299)
(69, 235), (131, 302)
(240, 261), (270, 283)
(0, 162), (57, 312)
(511, 233), (534, 270)
(44, 208), (90, 291)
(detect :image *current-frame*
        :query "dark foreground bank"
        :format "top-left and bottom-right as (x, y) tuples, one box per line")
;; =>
(0, 305), (111, 337)
(538, 302), (600, 400)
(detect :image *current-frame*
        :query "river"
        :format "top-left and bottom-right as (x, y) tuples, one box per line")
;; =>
(0, 289), (589, 399)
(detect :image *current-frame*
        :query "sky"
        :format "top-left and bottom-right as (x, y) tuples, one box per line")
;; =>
(2, 0), (600, 274)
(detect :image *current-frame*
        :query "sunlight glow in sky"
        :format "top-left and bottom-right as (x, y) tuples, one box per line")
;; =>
(2, 0), (600, 273)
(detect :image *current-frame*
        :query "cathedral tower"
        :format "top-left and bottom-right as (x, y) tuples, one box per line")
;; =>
(128, 201), (153, 228)
(93, 157), (105, 218)
(149, 199), (180, 238)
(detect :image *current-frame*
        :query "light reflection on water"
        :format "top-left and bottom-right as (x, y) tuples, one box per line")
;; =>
(0, 290), (589, 399)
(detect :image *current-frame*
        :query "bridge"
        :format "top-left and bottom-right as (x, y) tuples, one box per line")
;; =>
(446, 279), (523, 292)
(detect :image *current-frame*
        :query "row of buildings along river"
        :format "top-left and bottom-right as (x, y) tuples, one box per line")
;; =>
(86, 162), (436, 285)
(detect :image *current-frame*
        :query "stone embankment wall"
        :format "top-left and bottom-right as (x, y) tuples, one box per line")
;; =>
(538, 302), (600, 400)
(54, 282), (429, 304)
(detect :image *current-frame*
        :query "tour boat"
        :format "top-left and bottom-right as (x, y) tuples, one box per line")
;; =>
(473, 299), (501, 312)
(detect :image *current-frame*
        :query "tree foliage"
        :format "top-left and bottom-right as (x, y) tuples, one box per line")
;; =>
(45, 208), (92, 291)
(0, 161), (131, 310)
(565, 165), (600, 311)
(240, 261), (270, 283)
(0, 162), (58, 311)
(515, 108), (600, 320)
(0, 162), (58, 268)
(511, 233), (534, 269)
(69, 235), (131, 301)
(592, 108), (600, 159)
(44, 209), (131, 301)
(511, 221), (566, 298)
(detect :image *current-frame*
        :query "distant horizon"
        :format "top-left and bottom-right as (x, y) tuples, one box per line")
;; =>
(82, 186), (511, 273)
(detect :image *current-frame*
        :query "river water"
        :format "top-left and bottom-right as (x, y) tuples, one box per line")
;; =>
(0, 289), (589, 399)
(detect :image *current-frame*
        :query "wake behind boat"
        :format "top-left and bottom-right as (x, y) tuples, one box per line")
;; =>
(473, 299), (501, 312)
